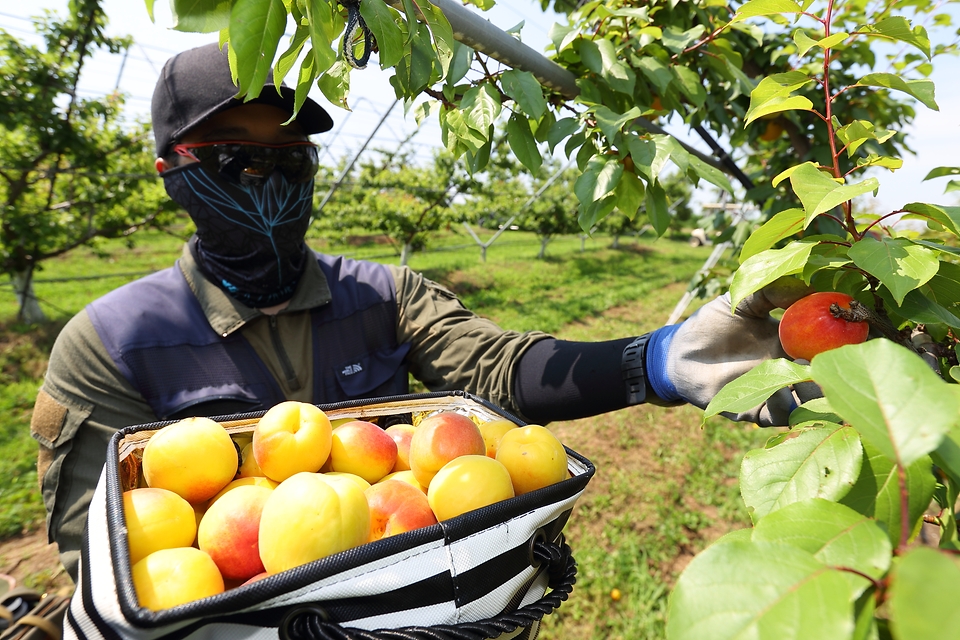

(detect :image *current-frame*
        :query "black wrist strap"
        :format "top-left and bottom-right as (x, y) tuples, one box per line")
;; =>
(621, 333), (683, 407)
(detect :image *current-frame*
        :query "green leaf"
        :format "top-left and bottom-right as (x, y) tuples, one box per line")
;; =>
(574, 155), (622, 205)
(578, 38), (603, 75)
(666, 540), (857, 640)
(418, 0), (454, 77)
(812, 340), (960, 467)
(591, 105), (643, 142)
(501, 70), (547, 120)
(626, 135), (657, 182)
(317, 59), (351, 108)
(359, 0), (404, 68)
(789, 397), (843, 426)
(923, 166), (960, 180)
(860, 16), (931, 59)
(661, 25), (706, 54)
(855, 155), (902, 171)
(460, 83), (501, 135)
(933, 425), (960, 488)
(645, 180), (670, 236)
(505, 113), (542, 176)
(446, 41), (473, 86)
(704, 359), (813, 420)
(836, 120), (895, 157)
(636, 57), (673, 95)
(230, 0), (288, 98)
(840, 440), (935, 547)
(855, 73), (938, 111)
(740, 208), (805, 263)
(790, 163), (879, 222)
(752, 499), (891, 580)
(793, 30), (819, 57)
(672, 66), (707, 108)
(615, 171), (645, 218)
(881, 288), (960, 329)
(688, 155), (733, 194)
(275, 25), (310, 86)
(902, 202), (960, 237)
(171, 0), (232, 32)
(888, 548), (960, 638)
(730, 0), (803, 24)
(546, 118), (580, 154)
(729, 241), (815, 310)
(293, 47), (320, 117)
(595, 38), (635, 95)
(847, 237), (939, 305)
(740, 424), (863, 522)
(745, 71), (814, 125)
(303, 0), (338, 77)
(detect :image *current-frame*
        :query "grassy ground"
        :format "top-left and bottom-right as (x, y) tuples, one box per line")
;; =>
(0, 226), (771, 637)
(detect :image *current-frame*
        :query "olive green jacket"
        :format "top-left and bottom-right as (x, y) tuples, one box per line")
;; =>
(31, 245), (549, 580)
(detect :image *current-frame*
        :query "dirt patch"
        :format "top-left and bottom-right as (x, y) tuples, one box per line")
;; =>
(0, 529), (72, 595)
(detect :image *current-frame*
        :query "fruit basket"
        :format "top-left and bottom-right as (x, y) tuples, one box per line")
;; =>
(65, 391), (595, 640)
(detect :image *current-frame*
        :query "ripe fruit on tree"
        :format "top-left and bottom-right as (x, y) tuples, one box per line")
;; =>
(778, 291), (869, 361)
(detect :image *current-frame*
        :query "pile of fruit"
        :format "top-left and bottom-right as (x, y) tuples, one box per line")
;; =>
(121, 402), (570, 611)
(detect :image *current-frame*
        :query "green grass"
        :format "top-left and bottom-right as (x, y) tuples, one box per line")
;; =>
(0, 227), (769, 639)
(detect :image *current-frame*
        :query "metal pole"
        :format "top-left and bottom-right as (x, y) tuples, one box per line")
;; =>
(315, 99), (399, 215)
(387, 0), (744, 184)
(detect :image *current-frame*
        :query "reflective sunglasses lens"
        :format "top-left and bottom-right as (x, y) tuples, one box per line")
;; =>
(190, 144), (318, 185)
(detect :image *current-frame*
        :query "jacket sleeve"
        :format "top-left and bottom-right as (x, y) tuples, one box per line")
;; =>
(389, 265), (551, 418)
(31, 309), (157, 582)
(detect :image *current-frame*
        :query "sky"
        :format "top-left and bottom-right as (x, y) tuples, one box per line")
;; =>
(1, 0), (958, 214)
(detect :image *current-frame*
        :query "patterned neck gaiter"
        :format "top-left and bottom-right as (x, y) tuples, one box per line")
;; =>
(163, 163), (314, 308)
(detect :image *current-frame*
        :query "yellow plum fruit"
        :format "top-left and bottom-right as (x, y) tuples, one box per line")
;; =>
(365, 480), (438, 542)
(253, 401), (332, 482)
(329, 421), (398, 484)
(384, 423), (416, 472)
(427, 455), (515, 522)
(478, 419), (518, 458)
(496, 425), (569, 495)
(132, 547), (224, 611)
(258, 472), (370, 574)
(409, 412), (485, 488)
(123, 488), (197, 565)
(142, 417), (238, 503)
(208, 476), (279, 506)
(198, 484), (273, 582)
(378, 470), (427, 493)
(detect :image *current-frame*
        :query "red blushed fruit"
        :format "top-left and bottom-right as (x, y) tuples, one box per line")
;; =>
(779, 292), (869, 361)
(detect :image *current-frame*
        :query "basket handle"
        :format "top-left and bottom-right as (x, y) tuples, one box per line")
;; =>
(279, 537), (577, 640)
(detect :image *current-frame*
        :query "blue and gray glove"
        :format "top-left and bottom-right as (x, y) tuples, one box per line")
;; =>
(642, 286), (821, 427)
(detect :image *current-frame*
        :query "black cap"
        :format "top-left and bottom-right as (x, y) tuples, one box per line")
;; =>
(151, 43), (334, 157)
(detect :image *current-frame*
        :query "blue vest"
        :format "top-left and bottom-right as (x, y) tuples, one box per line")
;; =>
(86, 254), (411, 419)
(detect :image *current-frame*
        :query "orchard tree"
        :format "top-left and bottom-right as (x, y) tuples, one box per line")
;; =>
(149, 0), (960, 637)
(0, 0), (174, 323)
(315, 148), (469, 265)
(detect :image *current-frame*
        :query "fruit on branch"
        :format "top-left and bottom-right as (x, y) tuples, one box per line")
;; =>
(778, 292), (870, 361)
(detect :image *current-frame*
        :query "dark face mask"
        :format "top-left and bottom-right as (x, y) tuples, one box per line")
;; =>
(163, 162), (314, 308)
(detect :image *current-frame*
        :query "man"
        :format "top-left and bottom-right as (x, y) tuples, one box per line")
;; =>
(31, 43), (805, 581)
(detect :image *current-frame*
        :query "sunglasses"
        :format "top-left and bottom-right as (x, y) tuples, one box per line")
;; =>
(173, 140), (319, 186)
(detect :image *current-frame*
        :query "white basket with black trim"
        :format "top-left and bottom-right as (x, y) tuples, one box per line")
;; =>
(65, 392), (595, 640)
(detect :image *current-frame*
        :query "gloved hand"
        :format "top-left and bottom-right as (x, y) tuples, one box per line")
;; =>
(644, 282), (822, 426)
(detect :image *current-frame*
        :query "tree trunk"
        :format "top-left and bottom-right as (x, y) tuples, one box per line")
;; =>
(400, 242), (413, 266)
(537, 237), (550, 259)
(13, 267), (47, 323)
(580, 235), (587, 252)
(611, 234), (620, 249)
